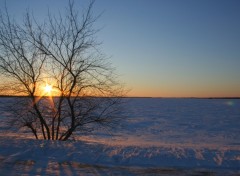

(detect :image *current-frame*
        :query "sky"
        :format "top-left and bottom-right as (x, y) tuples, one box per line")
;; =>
(0, 0), (240, 97)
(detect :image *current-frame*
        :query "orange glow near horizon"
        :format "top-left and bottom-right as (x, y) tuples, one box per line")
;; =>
(39, 82), (56, 111)
(127, 86), (240, 98)
(40, 80), (60, 97)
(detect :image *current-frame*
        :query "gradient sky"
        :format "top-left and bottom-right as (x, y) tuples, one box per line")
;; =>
(1, 0), (240, 97)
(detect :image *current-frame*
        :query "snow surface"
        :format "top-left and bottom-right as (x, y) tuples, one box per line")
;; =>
(0, 98), (240, 175)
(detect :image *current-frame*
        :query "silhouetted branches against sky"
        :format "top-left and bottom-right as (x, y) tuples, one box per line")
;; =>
(0, 0), (125, 140)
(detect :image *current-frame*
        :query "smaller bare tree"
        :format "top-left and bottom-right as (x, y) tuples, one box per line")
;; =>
(0, 0), (124, 140)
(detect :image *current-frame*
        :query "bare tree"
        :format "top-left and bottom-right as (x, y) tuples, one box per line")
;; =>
(0, 1), (124, 140)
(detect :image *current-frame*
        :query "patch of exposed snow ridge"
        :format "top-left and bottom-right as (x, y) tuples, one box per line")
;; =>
(0, 137), (239, 175)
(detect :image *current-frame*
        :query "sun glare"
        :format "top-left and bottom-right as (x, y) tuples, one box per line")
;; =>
(44, 84), (53, 95)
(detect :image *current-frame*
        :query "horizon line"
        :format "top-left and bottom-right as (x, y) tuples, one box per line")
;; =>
(0, 95), (239, 99)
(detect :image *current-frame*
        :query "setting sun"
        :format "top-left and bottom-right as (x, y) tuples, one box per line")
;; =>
(43, 84), (53, 95)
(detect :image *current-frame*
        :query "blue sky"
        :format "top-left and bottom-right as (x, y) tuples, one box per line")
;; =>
(1, 0), (240, 97)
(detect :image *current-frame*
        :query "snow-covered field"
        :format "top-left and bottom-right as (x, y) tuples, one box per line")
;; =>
(0, 97), (239, 175)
